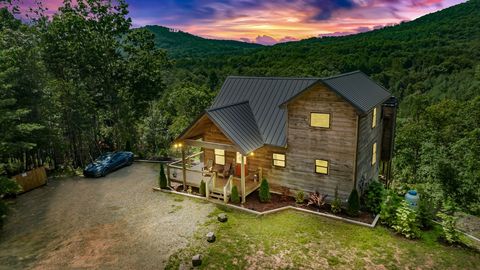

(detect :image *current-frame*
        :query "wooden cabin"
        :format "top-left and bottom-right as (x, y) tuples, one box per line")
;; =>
(168, 71), (397, 203)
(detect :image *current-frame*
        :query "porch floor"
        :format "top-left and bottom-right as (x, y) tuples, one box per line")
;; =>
(168, 162), (260, 196)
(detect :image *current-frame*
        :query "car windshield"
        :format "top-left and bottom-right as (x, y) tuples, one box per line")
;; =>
(95, 153), (112, 163)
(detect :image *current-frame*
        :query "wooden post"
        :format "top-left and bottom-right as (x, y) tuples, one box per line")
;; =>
(258, 167), (263, 183)
(166, 164), (171, 185)
(241, 154), (246, 204)
(181, 147), (187, 191)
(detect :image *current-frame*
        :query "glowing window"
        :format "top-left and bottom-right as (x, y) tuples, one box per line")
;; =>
(236, 152), (246, 164)
(372, 108), (377, 128)
(310, 113), (330, 128)
(215, 149), (225, 165)
(273, 153), (286, 167)
(372, 143), (377, 165)
(315, 159), (328, 174)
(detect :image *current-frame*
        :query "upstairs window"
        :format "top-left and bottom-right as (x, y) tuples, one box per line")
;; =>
(236, 152), (246, 164)
(372, 107), (377, 128)
(310, 113), (330, 128)
(273, 153), (286, 167)
(372, 143), (377, 165)
(315, 159), (329, 174)
(215, 149), (225, 165)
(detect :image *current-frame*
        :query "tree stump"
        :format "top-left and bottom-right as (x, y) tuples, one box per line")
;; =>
(217, 213), (228, 222)
(192, 254), (202, 267)
(206, 231), (216, 243)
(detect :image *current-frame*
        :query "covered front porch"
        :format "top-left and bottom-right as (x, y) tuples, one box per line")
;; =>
(167, 139), (262, 203)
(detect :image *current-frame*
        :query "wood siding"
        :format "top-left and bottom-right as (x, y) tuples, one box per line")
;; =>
(202, 119), (237, 166)
(271, 84), (358, 199)
(355, 104), (382, 195)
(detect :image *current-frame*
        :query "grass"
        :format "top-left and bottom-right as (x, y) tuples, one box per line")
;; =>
(166, 206), (480, 269)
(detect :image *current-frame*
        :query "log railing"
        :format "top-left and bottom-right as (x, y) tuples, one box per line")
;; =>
(223, 175), (233, 203)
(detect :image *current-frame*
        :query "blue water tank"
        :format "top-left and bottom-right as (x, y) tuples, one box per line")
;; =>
(405, 190), (419, 209)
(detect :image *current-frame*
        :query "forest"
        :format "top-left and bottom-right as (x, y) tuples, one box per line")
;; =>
(0, 0), (479, 227)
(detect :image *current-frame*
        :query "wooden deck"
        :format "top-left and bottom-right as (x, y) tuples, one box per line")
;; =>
(167, 161), (260, 197)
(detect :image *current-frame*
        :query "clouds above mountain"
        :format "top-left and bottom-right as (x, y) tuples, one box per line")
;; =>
(8, 0), (465, 44)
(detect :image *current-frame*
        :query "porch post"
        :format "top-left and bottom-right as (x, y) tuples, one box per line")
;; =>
(241, 154), (246, 204)
(181, 147), (187, 191)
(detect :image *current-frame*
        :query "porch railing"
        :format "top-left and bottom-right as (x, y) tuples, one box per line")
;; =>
(223, 175), (233, 203)
(205, 172), (216, 199)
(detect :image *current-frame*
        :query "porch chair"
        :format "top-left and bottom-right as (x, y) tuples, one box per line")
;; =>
(202, 159), (213, 176)
(217, 162), (232, 179)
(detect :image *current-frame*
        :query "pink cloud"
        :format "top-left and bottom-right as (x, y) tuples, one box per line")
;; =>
(255, 35), (277, 46)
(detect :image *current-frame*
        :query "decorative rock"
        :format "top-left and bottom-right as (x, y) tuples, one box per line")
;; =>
(192, 254), (202, 267)
(217, 213), (228, 222)
(206, 231), (216, 243)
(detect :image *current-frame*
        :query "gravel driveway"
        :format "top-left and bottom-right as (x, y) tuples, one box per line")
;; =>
(0, 163), (215, 270)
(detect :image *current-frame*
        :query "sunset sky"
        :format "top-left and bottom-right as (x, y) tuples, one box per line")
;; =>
(14, 0), (465, 44)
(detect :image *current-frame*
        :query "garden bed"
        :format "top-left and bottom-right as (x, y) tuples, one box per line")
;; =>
(232, 192), (376, 224)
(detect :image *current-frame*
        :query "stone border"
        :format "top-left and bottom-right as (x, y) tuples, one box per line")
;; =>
(156, 188), (380, 228)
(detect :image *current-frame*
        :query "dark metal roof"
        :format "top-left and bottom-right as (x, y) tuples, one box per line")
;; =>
(211, 76), (318, 147)
(187, 71), (391, 152)
(206, 101), (264, 155)
(320, 71), (392, 113)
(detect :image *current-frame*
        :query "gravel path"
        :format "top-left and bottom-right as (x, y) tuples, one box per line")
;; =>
(0, 163), (215, 270)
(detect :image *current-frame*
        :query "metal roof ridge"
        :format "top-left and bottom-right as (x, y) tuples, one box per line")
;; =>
(320, 70), (363, 80)
(226, 75), (321, 80)
(207, 100), (250, 111)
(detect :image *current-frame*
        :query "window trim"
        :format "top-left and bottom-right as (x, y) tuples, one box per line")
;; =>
(309, 112), (331, 129)
(272, 153), (286, 168)
(214, 149), (225, 165)
(371, 142), (377, 166)
(315, 159), (329, 175)
(372, 107), (377, 129)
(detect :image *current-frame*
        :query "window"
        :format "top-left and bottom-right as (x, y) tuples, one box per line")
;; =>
(315, 159), (328, 174)
(273, 153), (286, 167)
(372, 107), (377, 128)
(310, 113), (330, 128)
(215, 149), (225, 165)
(236, 152), (246, 164)
(372, 143), (377, 165)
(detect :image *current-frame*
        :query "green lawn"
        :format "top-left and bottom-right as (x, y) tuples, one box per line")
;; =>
(167, 206), (480, 269)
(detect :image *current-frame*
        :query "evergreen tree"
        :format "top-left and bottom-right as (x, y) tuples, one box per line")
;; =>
(159, 163), (167, 189)
(259, 178), (271, 203)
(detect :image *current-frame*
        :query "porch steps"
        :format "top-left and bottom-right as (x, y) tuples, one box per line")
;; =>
(209, 192), (224, 200)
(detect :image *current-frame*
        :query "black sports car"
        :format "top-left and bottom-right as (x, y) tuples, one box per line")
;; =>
(83, 151), (134, 177)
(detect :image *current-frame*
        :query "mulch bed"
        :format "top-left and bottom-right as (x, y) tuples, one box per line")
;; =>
(234, 192), (376, 224)
(172, 187), (376, 225)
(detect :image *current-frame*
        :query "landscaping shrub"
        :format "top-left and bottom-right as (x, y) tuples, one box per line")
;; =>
(363, 180), (385, 214)
(159, 163), (167, 189)
(416, 188), (435, 229)
(347, 188), (360, 217)
(307, 192), (327, 209)
(199, 180), (206, 197)
(258, 178), (271, 203)
(392, 201), (421, 239)
(380, 189), (402, 226)
(295, 190), (305, 204)
(331, 186), (342, 214)
(230, 185), (240, 204)
(0, 176), (21, 228)
(437, 204), (460, 244)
